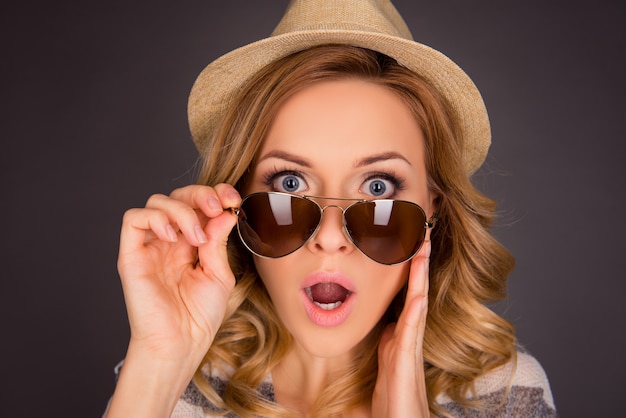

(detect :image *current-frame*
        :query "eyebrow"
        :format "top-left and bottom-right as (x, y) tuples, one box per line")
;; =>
(257, 150), (411, 168)
(354, 151), (412, 167)
(257, 150), (311, 167)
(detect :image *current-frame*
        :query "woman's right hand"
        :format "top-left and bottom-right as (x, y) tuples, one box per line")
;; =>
(106, 184), (241, 417)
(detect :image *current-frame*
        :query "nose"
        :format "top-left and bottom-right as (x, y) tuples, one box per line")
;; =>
(305, 205), (355, 257)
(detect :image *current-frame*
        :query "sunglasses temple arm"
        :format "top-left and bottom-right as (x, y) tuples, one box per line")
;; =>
(227, 207), (241, 216)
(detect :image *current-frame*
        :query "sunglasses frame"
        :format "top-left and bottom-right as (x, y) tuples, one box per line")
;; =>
(231, 191), (437, 265)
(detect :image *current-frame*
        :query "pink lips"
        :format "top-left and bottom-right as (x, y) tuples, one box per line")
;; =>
(300, 272), (356, 327)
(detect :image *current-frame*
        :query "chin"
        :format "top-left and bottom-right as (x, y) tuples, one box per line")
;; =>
(289, 320), (378, 360)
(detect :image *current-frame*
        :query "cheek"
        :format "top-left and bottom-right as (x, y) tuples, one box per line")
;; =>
(253, 258), (292, 307)
(364, 264), (410, 309)
(254, 258), (274, 290)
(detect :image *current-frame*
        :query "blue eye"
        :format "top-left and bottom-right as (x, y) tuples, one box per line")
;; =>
(282, 175), (301, 192)
(369, 179), (387, 196)
(361, 175), (401, 199)
(266, 171), (308, 193)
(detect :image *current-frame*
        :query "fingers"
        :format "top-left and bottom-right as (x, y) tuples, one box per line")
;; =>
(169, 183), (241, 220)
(394, 240), (430, 354)
(146, 194), (209, 245)
(160, 184), (241, 245)
(119, 184), (241, 256)
(119, 207), (176, 257)
(406, 240), (431, 302)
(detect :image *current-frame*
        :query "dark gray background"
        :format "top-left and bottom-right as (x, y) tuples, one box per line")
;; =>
(2, 1), (624, 416)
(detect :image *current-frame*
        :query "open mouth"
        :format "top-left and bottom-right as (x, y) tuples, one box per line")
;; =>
(304, 282), (352, 311)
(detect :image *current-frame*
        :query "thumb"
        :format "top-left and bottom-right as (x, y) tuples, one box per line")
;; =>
(196, 209), (239, 286)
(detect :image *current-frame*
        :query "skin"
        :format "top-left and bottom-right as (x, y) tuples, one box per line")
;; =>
(248, 80), (434, 416)
(106, 79), (434, 417)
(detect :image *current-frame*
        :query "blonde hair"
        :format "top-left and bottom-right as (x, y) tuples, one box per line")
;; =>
(192, 45), (516, 417)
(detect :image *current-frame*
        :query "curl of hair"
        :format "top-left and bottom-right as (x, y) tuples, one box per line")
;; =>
(192, 45), (516, 417)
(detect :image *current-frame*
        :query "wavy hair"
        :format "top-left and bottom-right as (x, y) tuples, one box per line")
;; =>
(192, 45), (516, 417)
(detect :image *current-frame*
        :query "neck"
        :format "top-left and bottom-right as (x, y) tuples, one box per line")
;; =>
(271, 342), (372, 417)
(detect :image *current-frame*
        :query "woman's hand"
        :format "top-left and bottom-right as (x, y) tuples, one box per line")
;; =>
(371, 241), (430, 417)
(106, 184), (241, 418)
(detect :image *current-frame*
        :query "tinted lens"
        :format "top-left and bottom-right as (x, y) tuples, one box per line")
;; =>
(344, 200), (426, 264)
(237, 193), (321, 257)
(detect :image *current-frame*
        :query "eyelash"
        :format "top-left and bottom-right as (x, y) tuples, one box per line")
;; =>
(262, 168), (406, 197)
(262, 168), (304, 190)
(362, 171), (407, 198)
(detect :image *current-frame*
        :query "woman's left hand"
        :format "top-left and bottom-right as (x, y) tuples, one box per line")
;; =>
(371, 241), (430, 417)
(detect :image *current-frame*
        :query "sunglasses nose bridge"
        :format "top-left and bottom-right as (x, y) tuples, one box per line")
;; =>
(307, 203), (355, 249)
(317, 204), (348, 228)
(319, 203), (347, 213)
(318, 204), (350, 231)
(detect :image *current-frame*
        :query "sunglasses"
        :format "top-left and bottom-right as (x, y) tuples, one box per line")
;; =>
(232, 192), (436, 265)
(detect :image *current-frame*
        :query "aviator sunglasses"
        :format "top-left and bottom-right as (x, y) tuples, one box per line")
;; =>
(231, 192), (436, 265)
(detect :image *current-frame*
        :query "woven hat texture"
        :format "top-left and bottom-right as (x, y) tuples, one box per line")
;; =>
(188, 0), (490, 174)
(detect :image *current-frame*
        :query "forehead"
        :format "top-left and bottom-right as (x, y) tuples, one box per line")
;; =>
(258, 79), (425, 168)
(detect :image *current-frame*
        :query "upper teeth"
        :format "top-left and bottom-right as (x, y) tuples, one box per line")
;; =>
(314, 301), (342, 310)
(305, 287), (346, 310)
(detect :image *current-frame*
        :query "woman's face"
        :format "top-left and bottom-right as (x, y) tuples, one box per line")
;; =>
(245, 79), (436, 359)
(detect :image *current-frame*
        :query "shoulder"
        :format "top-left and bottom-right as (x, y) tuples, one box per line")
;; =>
(474, 349), (556, 407)
(437, 349), (558, 417)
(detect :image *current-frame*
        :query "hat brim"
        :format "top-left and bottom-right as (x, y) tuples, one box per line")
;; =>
(188, 30), (490, 175)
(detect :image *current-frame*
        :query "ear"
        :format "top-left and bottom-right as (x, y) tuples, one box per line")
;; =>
(425, 192), (440, 241)
(427, 191), (440, 218)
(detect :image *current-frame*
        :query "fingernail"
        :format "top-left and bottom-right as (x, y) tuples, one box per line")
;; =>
(207, 196), (221, 212)
(166, 224), (178, 242)
(226, 188), (241, 203)
(194, 225), (208, 244)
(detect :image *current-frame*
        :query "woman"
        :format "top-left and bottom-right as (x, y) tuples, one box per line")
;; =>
(105, 1), (556, 417)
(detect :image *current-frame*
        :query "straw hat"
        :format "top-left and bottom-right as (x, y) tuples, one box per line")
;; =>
(188, 0), (490, 175)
